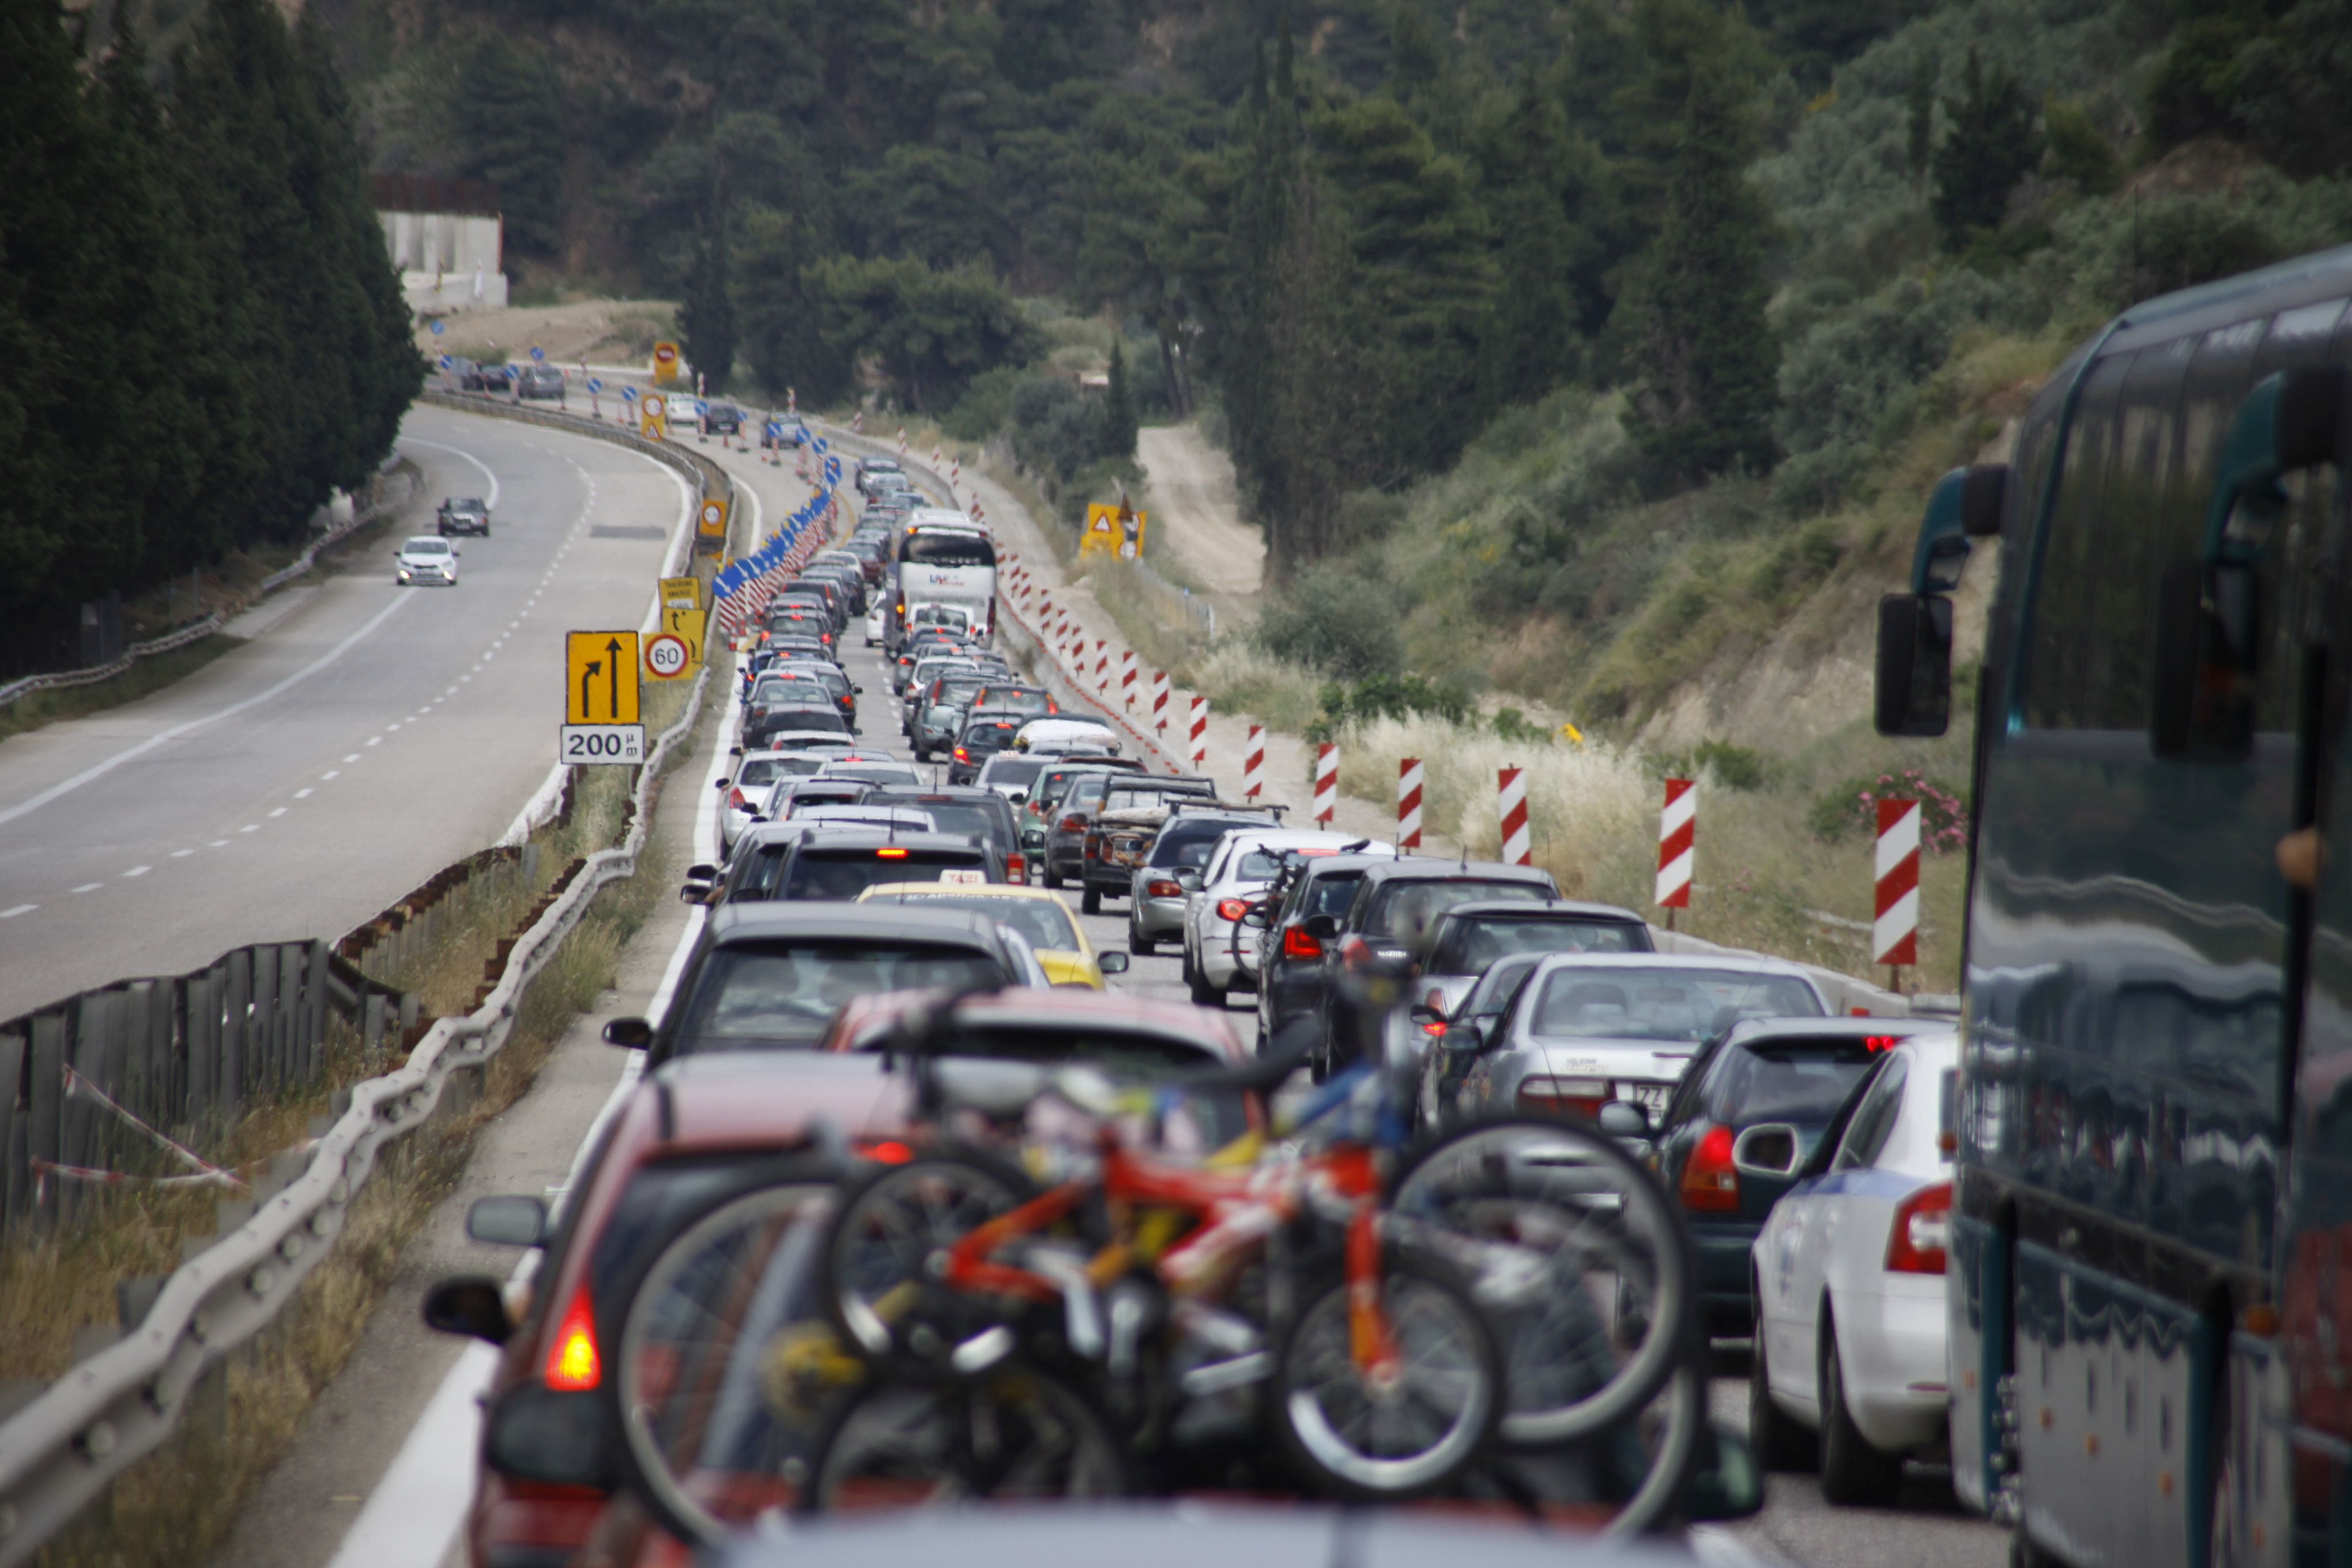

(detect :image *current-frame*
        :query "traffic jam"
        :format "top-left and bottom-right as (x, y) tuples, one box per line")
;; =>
(406, 443), (1984, 1568)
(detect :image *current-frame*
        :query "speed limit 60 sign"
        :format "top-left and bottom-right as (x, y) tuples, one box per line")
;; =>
(643, 630), (695, 681)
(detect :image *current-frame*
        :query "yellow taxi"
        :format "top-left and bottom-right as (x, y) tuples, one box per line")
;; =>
(854, 883), (1129, 989)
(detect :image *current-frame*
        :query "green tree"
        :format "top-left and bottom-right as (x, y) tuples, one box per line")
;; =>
(1905, 51), (1936, 191)
(1610, 48), (1777, 484)
(1473, 80), (1590, 411)
(1931, 49), (2041, 250)
(736, 201), (854, 405)
(1099, 340), (1138, 461)
(450, 34), (567, 258)
(681, 212), (740, 391)
(810, 255), (1038, 410)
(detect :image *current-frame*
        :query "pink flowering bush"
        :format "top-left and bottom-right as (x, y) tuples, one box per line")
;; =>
(1807, 767), (1969, 853)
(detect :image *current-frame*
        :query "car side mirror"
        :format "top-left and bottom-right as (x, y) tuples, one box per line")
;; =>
(1300, 914), (1339, 941)
(1099, 951), (1130, 974)
(854, 685), (865, 694)
(1009, 790), (1028, 804)
(713, 778), (730, 791)
(421, 1275), (511, 1344)
(465, 1194), (548, 1246)
(602, 1016), (653, 1049)
(1408, 1002), (1444, 1027)
(1732, 1122), (1803, 1178)
(1241, 904), (1272, 929)
(1597, 1100), (1651, 1139)
(1174, 869), (1203, 892)
(1874, 593), (1953, 738)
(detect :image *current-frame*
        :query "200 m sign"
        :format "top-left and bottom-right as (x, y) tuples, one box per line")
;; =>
(560, 723), (647, 764)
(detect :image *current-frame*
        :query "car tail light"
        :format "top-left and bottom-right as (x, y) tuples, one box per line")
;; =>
(1143, 879), (1183, 899)
(1007, 853), (1026, 881)
(1679, 1124), (1740, 1213)
(1060, 815), (1087, 832)
(955, 748), (969, 762)
(1215, 898), (1250, 921)
(1886, 1181), (1951, 1275)
(876, 847), (909, 858)
(1283, 925), (1322, 960)
(544, 1287), (600, 1391)
(856, 1138), (915, 1163)
(1518, 1076), (1608, 1119)
(728, 788), (747, 809)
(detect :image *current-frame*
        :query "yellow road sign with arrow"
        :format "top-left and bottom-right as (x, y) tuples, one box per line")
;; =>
(566, 631), (641, 724)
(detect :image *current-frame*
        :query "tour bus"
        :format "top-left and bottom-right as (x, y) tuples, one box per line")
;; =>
(1878, 245), (2352, 1567)
(885, 511), (997, 651)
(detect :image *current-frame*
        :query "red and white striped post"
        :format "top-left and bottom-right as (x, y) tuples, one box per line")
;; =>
(1314, 744), (1339, 824)
(1120, 650), (1139, 708)
(1094, 639), (1110, 695)
(1151, 672), (1170, 731)
(1656, 778), (1695, 924)
(1497, 767), (1531, 866)
(1188, 697), (1209, 771)
(1398, 757), (1424, 850)
(897, 428), (907, 457)
(1244, 726), (1265, 800)
(932, 446), (944, 470)
(951, 457), (962, 489)
(1874, 798), (1921, 986)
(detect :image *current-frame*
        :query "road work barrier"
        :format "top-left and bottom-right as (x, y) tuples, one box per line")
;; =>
(1314, 744), (1338, 824)
(1498, 767), (1531, 867)
(1399, 758), (1423, 850)
(1656, 778), (1695, 911)
(1873, 798), (1921, 971)
(0, 664), (709, 1566)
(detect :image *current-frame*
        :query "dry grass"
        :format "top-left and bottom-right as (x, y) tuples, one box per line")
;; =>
(1185, 639), (1324, 734)
(20, 673), (708, 1568)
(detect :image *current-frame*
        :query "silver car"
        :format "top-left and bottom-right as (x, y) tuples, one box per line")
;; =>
(394, 534), (458, 585)
(1179, 829), (1390, 1000)
(1455, 953), (1830, 1128)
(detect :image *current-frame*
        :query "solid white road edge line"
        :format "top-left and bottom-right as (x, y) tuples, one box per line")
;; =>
(324, 644), (739, 1568)
(398, 436), (503, 511)
(0, 591), (419, 831)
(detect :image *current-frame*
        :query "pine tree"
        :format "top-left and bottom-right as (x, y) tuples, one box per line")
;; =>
(1099, 340), (1138, 461)
(1932, 50), (2041, 250)
(1476, 81), (1588, 412)
(681, 208), (740, 392)
(1611, 48), (1777, 484)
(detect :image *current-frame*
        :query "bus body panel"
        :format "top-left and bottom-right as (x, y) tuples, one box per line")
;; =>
(1950, 251), (2352, 1566)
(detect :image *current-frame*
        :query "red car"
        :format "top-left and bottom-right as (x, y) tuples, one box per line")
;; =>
(425, 992), (1252, 1567)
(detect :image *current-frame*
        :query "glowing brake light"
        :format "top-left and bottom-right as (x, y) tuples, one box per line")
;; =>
(1283, 926), (1323, 961)
(1006, 854), (1026, 881)
(858, 1139), (915, 1164)
(1216, 898), (1251, 922)
(1886, 1182), (1951, 1274)
(954, 748), (969, 762)
(1864, 1035), (1899, 1051)
(1679, 1124), (1740, 1213)
(876, 847), (909, 858)
(544, 1287), (600, 1390)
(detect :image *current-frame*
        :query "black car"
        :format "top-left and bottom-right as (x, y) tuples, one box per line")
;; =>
(948, 713), (1027, 786)
(744, 703), (852, 751)
(1252, 853), (1398, 1050)
(768, 827), (1002, 900)
(436, 496), (491, 537)
(1413, 899), (1655, 1024)
(1649, 1016), (1948, 1334)
(702, 401), (745, 436)
(1315, 858), (1561, 1075)
(1414, 949), (1555, 1127)
(471, 361), (515, 394)
(865, 787), (1027, 882)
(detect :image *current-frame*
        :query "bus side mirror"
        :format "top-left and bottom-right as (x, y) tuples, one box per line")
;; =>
(1874, 594), (1953, 737)
(2151, 559), (2257, 760)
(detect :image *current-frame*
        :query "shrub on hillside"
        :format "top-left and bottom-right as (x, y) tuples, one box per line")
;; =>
(2048, 171), (2352, 311)
(1255, 565), (1404, 680)
(1807, 767), (1969, 851)
(1306, 673), (1473, 744)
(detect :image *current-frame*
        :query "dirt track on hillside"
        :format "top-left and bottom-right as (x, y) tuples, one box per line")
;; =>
(1137, 424), (1264, 600)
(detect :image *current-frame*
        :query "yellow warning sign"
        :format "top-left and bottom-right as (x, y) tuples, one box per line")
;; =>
(1081, 502), (1147, 561)
(659, 575), (702, 612)
(640, 394), (668, 442)
(658, 606), (706, 672)
(566, 631), (641, 725)
(652, 341), (681, 385)
(698, 496), (729, 540)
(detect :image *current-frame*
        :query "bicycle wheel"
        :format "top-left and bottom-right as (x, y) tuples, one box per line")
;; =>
(817, 1150), (1036, 1370)
(606, 1171), (847, 1547)
(1269, 1253), (1501, 1501)
(1388, 1115), (1694, 1447)
(805, 1360), (1130, 1512)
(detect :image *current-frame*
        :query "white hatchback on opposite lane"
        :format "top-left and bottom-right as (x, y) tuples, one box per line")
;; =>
(394, 534), (459, 586)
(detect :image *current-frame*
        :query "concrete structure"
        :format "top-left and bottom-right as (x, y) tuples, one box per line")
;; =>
(372, 176), (508, 315)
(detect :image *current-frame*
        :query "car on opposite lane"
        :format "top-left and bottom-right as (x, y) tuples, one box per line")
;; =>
(394, 535), (459, 586)
(436, 496), (491, 537)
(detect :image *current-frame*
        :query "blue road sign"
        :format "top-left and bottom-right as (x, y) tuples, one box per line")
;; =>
(694, 400), (709, 416)
(438, 353), (453, 369)
(587, 378), (604, 393)
(530, 346), (546, 361)
(429, 320), (445, 336)
(621, 386), (638, 402)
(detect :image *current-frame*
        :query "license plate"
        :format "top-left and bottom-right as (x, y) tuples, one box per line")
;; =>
(1625, 1083), (1673, 1112)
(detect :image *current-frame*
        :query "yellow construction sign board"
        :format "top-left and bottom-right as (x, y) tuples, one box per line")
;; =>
(652, 341), (681, 385)
(566, 630), (641, 725)
(698, 496), (729, 540)
(654, 607), (706, 676)
(640, 393), (668, 442)
(659, 575), (702, 612)
(1081, 502), (1147, 561)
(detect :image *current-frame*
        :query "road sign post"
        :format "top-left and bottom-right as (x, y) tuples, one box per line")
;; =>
(563, 631), (643, 764)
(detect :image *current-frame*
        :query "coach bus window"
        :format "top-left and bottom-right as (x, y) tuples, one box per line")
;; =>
(2022, 353), (2129, 730)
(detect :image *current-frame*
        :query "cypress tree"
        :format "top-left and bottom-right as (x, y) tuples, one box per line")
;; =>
(681, 210), (740, 392)
(1477, 81), (1586, 412)
(1099, 340), (1137, 461)
(1611, 49), (1777, 484)
(1932, 50), (2040, 250)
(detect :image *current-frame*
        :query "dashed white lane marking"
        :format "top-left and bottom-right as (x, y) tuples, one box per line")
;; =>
(71, 883), (101, 894)
(295, 787), (314, 799)
(122, 866), (150, 879)
(386, 724), (401, 733)
(322, 771), (340, 781)
(239, 824), (259, 833)
(367, 736), (383, 746)
(209, 839), (229, 848)
(0, 904), (33, 919)
(344, 753), (361, 763)
(171, 849), (195, 858)
(268, 807), (287, 818)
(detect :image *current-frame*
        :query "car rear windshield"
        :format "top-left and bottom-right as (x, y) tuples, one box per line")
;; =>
(1701, 1039), (1882, 1126)
(866, 894), (1076, 952)
(674, 939), (1007, 1051)
(1105, 785), (1216, 814)
(960, 725), (1019, 756)
(902, 532), (996, 567)
(1362, 880), (1549, 944)
(1429, 915), (1645, 973)
(979, 757), (1047, 788)
(901, 1031), (1247, 1147)
(1530, 967), (1824, 1043)
(1298, 870), (1367, 921)
(588, 1154), (797, 1309)
(868, 797), (1008, 848)
(1152, 820), (1252, 869)
(975, 687), (1050, 713)
(759, 708), (848, 733)
(782, 847), (990, 900)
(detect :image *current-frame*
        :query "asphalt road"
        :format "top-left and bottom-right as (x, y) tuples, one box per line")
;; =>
(0, 403), (692, 1021)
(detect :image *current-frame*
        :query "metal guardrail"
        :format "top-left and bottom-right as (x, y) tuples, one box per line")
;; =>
(0, 664), (709, 1565)
(416, 388), (741, 544)
(0, 470), (418, 712)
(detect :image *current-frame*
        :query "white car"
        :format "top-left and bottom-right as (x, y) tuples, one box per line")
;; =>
(394, 535), (458, 586)
(1181, 830), (1395, 1001)
(864, 600), (887, 647)
(719, 750), (843, 854)
(1748, 1030), (1959, 1505)
(1015, 717), (1121, 755)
